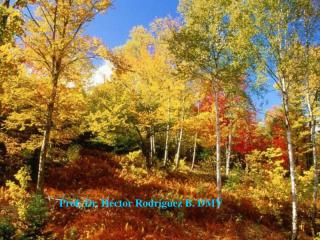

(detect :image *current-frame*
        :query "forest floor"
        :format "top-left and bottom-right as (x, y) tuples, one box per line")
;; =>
(38, 149), (313, 240)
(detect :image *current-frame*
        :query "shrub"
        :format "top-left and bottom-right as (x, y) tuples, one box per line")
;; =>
(5, 167), (49, 238)
(199, 157), (214, 173)
(0, 217), (15, 240)
(297, 167), (318, 201)
(194, 183), (212, 198)
(178, 158), (189, 171)
(225, 165), (243, 191)
(245, 148), (290, 221)
(63, 227), (78, 240)
(66, 144), (82, 164)
(123, 150), (145, 168)
(119, 150), (148, 182)
(130, 165), (148, 178)
(250, 159), (290, 209)
(24, 194), (49, 237)
(6, 166), (31, 221)
(20, 149), (33, 160)
(199, 149), (212, 161)
(155, 191), (185, 222)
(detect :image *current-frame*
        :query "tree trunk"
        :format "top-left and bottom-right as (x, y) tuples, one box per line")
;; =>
(163, 122), (170, 166)
(152, 131), (155, 155)
(191, 132), (197, 170)
(144, 129), (152, 169)
(214, 89), (222, 199)
(163, 94), (171, 166)
(226, 130), (232, 177)
(133, 125), (151, 168)
(36, 75), (58, 194)
(175, 96), (185, 169)
(191, 100), (200, 171)
(149, 127), (153, 166)
(175, 126), (183, 168)
(281, 86), (298, 240)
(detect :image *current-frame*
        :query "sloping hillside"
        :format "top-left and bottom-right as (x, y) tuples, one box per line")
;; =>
(41, 149), (311, 240)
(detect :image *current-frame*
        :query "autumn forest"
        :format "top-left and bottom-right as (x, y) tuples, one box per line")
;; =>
(0, 0), (320, 239)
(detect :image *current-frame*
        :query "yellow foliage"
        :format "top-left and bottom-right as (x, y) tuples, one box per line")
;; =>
(243, 148), (290, 219)
(5, 166), (31, 221)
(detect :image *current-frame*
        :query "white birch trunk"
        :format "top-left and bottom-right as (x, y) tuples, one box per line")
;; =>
(163, 99), (171, 166)
(191, 132), (198, 170)
(175, 96), (185, 169)
(281, 82), (298, 240)
(226, 130), (232, 177)
(214, 89), (222, 199)
(150, 128), (153, 165)
(163, 122), (170, 166)
(175, 126), (183, 168)
(152, 132), (156, 155)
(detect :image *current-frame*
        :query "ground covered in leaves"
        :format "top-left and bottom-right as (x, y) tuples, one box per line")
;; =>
(38, 149), (312, 240)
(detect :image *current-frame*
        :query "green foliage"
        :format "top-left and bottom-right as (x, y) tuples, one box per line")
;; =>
(63, 227), (78, 240)
(128, 166), (148, 179)
(297, 167), (319, 201)
(5, 166), (31, 221)
(195, 183), (210, 196)
(177, 158), (189, 172)
(119, 150), (148, 181)
(20, 149), (33, 160)
(66, 144), (82, 164)
(199, 157), (214, 173)
(176, 210), (185, 223)
(0, 217), (16, 240)
(4, 167), (49, 238)
(24, 194), (49, 237)
(113, 134), (139, 154)
(198, 149), (211, 161)
(155, 190), (185, 222)
(225, 165), (243, 191)
(123, 150), (145, 168)
(155, 190), (184, 204)
(126, 150), (142, 162)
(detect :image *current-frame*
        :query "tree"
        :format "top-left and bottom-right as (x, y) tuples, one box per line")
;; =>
(22, 0), (112, 193)
(170, 0), (253, 198)
(295, 2), (320, 233)
(248, 1), (302, 238)
(87, 24), (184, 168)
(2, 64), (89, 152)
(220, 78), (253, 176)
(305, 46), (320, 236)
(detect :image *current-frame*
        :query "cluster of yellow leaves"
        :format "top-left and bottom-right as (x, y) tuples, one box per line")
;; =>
(6, 166), (31, 221)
